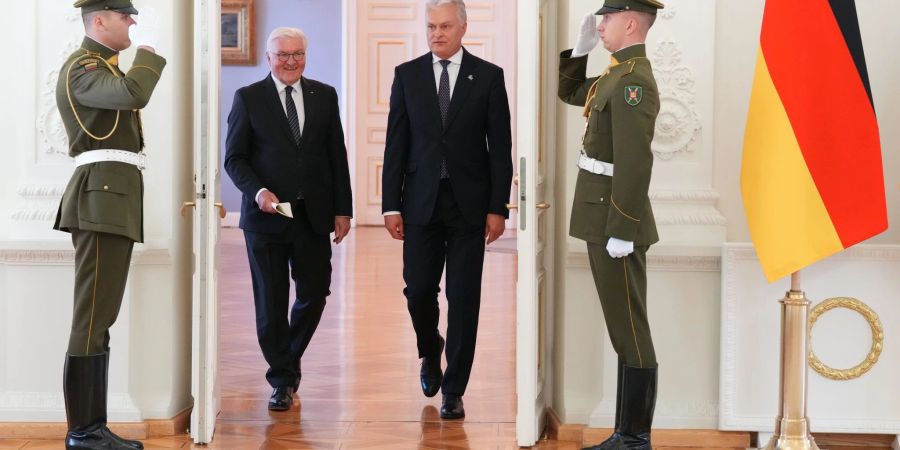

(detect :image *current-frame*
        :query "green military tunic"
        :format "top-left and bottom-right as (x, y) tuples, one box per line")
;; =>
(54, 36), (166, 243)
(558, 44), (660, 368)
(559, 44), (659, 246)
(53, 36), (165, 355)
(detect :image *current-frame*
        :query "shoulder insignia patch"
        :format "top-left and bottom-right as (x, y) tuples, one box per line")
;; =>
(77, 57), (101, 73)
(625, 86), (642, 106)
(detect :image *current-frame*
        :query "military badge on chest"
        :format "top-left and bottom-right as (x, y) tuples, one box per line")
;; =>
(625, 86), (643, 106)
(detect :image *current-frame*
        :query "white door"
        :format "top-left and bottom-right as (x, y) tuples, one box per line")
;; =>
(349, 0), (518, 225)
(190, 0), (222, 443)
(516, 0), (557, 446)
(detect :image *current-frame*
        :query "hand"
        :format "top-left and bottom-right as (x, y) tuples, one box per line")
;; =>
(606, 237), (634, 258)
(257, 189), (280, 214)
(485, 214), (506, 245)
(333, 217), (351, 244)
(137, 45), (156, 54)
(384, 214), (404, 241)
(572, 13), (600, 57)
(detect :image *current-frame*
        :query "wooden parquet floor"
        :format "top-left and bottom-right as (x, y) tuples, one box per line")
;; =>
(1, 227), (576, 449)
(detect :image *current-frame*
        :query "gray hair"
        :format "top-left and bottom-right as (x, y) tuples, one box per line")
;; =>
(426, 0), (467, 24)
(266, 27), (309, 52)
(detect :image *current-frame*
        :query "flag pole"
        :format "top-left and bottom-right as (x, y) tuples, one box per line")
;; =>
(762, 271), (820, 450)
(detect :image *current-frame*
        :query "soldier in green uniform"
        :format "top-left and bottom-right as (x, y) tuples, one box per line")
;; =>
(53, 1), (165, 448)
(558, 1), (663, 449)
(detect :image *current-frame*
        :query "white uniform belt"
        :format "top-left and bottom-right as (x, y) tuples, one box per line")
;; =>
(578, 151), (614, 176)
(75, 150), (146, 170)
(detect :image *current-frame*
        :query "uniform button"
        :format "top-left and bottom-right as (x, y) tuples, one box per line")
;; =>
(103, 185), (109, 190)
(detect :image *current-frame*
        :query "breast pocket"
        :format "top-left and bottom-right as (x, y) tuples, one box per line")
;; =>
(584, 96), (611, 149)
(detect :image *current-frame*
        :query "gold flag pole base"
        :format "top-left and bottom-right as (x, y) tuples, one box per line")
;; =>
(760, 274), (821, 450)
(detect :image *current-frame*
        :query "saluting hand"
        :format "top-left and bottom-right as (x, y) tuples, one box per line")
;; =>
(485, 214), (506, 245)
(572, 13), (600, 57)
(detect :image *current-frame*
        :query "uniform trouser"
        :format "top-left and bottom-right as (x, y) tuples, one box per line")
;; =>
(403, 180), (486, 396)
(243, 200), (332, 388)
(68, 230), (135, 356)
(586, 241), (657, 368)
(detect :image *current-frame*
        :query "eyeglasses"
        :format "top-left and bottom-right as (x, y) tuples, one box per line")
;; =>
(271, 52), (306, 62)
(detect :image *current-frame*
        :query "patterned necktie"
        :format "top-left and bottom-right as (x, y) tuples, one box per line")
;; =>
(438, 60), (451, 179)
(284, 85), (302, 146)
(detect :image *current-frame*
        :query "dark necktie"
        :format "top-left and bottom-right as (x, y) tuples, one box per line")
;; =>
(438, 60), (451, 179)
(284, 85), (302, 146)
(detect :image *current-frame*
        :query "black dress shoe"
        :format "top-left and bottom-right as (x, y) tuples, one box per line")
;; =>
(268, 387), (293, 411)
(440, 394), (465, 419)
(420, 336), (444, 398)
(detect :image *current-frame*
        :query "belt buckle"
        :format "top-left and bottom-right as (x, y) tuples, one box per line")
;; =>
(137, 152), (146, 171)
(594, 160), (604, 175)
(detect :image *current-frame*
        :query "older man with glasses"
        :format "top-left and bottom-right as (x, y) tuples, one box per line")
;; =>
(224, 27), (353, 411)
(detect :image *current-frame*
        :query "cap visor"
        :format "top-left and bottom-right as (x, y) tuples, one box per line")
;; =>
(595, 6), (622, 15)
(117, 6), (138, 14)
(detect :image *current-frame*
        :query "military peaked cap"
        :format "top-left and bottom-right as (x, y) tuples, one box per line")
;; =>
(596, 0), (665, 15)
(74, 0), (139, 15)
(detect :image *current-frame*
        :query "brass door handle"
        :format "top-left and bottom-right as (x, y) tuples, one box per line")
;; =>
(214, 202), (227, 219)
(536, 203), (551, 210)
(181, 202), (196, 217)
(505, 203), (518, 210)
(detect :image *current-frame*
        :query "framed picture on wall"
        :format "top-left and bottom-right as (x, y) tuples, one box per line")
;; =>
(221, 0), (256, 65)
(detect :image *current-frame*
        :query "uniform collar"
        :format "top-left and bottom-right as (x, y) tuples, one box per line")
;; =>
(611, 43), (646, 64)
(81, 36), (119, 62)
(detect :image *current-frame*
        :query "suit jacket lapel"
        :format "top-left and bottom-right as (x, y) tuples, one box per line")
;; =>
(264, 74), (298, 148)
(414, 54), (442, 129)
(299, 77), (315, 144)
(443, 48), (476, 132)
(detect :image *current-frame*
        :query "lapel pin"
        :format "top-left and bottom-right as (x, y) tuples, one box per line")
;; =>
(467, 75), (474, 81)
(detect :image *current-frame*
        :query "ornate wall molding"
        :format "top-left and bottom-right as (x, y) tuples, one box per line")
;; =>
(567, 250), (720, 272)
(659, 6), (677, 21)
(10, 184), (65, 222)
(17, 185), (65, 199)
(720, 243), (900, 432)
(650, 189), (727, 226)
(0, 248), (171, 266)
(650, 39), (702, 161)
(0, 391), (139, 420)
(37, 40), (81, 158)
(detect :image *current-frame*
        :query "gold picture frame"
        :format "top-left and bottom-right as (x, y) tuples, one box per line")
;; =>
(221, 0), (256, 66)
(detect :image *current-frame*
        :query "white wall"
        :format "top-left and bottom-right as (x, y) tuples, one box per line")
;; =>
(0, 0), (193, 421)
(552, 0), (900, 430)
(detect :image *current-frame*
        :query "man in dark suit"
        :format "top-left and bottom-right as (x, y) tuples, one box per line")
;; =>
(382, 0), (512, 420)
(224, 27), (352, 411)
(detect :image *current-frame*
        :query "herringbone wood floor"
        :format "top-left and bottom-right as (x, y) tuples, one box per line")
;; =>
(1, 227), (577, 449)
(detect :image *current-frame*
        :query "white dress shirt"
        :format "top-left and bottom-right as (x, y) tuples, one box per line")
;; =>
(384, 48), (465, 217)
(432, 47), (464, 98)
(255, 75), (306, 205)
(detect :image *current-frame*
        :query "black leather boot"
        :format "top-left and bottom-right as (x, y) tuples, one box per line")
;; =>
(616, 365), (658, 450)
(64, 353), (144, 450)
(582, 358), (625, 450)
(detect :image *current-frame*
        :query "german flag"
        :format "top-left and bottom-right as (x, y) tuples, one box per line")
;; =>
(741, 0), (887, 282)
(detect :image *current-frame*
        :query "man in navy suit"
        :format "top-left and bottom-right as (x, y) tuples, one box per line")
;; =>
(382, 0), (513, 419)
(225, 27), (352, 411)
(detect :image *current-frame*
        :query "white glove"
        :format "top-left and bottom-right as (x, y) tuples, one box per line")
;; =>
(572, 13), (600, 57)
(130, 17), (159, 51)
(606, 237), (634, 258)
